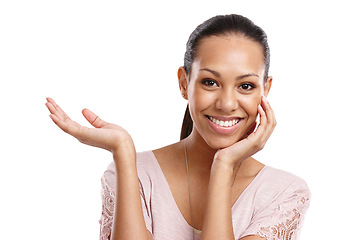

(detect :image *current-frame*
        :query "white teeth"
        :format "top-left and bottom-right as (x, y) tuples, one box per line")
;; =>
(209, 117), (240, 127)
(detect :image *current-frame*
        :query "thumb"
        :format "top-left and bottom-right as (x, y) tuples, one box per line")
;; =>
(82, 108), (106, 128)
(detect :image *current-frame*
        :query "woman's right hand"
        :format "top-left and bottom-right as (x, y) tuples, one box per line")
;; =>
(47, 98), (152, 239)
(45, 97), (135, 156)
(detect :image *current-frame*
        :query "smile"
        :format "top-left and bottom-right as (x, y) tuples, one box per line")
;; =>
(205, 115), (242, 135)
(207, 116), (240, 127)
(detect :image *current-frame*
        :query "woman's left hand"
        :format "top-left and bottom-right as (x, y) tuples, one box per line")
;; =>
(214, 96), (276, 169)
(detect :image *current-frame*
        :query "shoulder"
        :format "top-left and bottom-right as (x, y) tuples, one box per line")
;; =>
(102, 151), (157, 173)
(262, 166), (309, 193)
(239, 167), (311, 239)
(101, 151), (159, 191)
(252, 166), (311, 212)
(241, 158), (310, 198)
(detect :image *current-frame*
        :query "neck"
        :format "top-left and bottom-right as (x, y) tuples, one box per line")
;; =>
(184, 130), (217, 173)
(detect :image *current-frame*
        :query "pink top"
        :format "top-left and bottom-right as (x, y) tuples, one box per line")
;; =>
(99, 151), (310, 240)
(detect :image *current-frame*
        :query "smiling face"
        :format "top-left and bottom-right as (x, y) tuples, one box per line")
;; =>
(179, 34), (272, 149)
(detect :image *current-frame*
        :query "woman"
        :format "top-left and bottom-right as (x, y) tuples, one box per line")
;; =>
(46, 14), (310, 240)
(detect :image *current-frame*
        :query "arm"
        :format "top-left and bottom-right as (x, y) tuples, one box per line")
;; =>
(46, 98), (152, 240)
(111, 150), (152, 240)
(200, 163), (267, 240)
(240, 236), (266, 240)
(200, 96), (276, 240)
(200, 160), (235, 240)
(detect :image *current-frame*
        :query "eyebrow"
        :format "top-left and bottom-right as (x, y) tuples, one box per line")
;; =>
(199, 68), (259, 80)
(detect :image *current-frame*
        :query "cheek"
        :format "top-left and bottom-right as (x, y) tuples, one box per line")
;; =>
(241, 95), (261, 117)
(189, 86), (213, 111)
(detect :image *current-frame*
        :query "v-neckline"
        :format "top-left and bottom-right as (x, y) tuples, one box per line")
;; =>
(149, 150), (267, 232)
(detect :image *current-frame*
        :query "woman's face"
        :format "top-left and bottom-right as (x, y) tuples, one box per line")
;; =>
(179, 35), (272, 149)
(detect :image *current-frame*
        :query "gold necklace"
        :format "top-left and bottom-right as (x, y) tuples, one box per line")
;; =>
(184, 140), (240, 239)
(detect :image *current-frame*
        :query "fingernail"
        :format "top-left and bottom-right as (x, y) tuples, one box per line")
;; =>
(262, 95), (268, 102)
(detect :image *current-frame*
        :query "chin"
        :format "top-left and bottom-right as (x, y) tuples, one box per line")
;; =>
(204, 135), (242, 150)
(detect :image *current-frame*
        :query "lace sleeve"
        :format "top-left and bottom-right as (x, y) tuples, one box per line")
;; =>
(243, 179), (310, 240)
(99, 173), (115, 240)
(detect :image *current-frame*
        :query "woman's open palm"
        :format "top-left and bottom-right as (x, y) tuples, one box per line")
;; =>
(45, 98), (134, 154)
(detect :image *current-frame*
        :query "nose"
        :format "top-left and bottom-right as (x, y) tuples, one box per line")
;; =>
(215, 88), (238, 114)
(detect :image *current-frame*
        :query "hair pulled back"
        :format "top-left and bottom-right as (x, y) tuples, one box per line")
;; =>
(180, 14), (270, 140)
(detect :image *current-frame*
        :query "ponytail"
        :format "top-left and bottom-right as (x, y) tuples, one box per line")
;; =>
(180, 105), (193, 140)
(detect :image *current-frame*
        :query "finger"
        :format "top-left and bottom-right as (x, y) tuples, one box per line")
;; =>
(240, 121), (257, 140)
(261, 96), (276, 126)
(258, 96), (276, 141)
(49, 112), (80, 135)
(82, 108), (107, 128)
(46, 98), (83, 134)
(255, 103), (267, 133)
(46, 102), (67, 124)
(248, 102), (271, 145)
(46, 98), (71, 121)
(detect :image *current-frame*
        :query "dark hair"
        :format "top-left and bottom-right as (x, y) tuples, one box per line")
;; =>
(180, 14), (271, 140)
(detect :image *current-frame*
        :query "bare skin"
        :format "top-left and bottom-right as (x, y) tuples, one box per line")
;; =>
(45, 98), (152, 240)
(153, 142), (265, 232)
(46, 34), (276, 240)
(173, 35), (275, 240)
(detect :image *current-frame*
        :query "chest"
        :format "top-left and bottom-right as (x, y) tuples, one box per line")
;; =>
(165, 170), (255, 231)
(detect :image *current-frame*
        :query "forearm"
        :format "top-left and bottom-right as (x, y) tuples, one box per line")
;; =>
(111, 150), (151, 240)
(200, 161), (235, 240)
(46, 98), (150, 238)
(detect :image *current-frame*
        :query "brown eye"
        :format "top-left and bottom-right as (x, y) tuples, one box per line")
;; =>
(239, 83), (254, 90)
(202, 79), (218, 87)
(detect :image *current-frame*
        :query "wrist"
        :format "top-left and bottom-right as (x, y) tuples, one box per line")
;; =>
(112, 144), (136, 168)
(213, 147), (248, 172)
(213, 153), (237, 171)
(210, 159), (235, 180)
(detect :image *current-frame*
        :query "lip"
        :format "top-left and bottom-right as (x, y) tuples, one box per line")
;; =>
(205, 115), (242, 135)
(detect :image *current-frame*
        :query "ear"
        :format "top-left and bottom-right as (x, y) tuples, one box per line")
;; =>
(178, 66), (188, 100)
(263, 76), (273, 97)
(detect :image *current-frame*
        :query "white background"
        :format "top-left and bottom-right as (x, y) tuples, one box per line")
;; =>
(1, 0), (359, 239)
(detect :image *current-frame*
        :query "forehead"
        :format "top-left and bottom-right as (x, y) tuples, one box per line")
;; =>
(192, 35), (265, 77)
